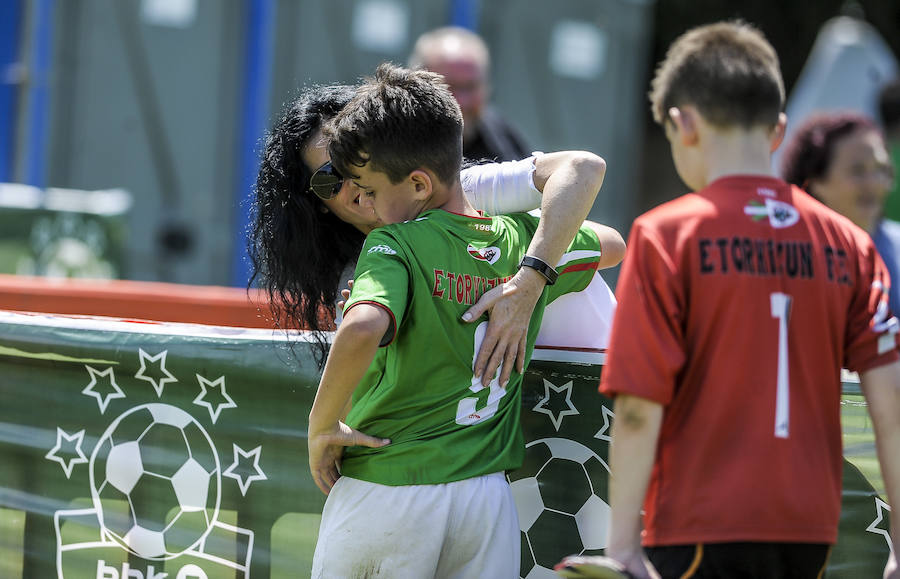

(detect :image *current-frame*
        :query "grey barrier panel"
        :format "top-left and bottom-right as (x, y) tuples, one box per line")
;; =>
(38, 0), (655, 289)
(46, 0), (243, 285)
(481, 0), (657, 245)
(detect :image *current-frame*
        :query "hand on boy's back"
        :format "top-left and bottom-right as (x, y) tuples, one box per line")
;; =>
(462, 267), (545, 388)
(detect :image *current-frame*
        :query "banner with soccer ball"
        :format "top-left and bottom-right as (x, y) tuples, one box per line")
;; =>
(0, 312), (890, 578)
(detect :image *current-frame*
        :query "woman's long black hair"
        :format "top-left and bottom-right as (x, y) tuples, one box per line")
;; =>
(248, 85), (364, 368)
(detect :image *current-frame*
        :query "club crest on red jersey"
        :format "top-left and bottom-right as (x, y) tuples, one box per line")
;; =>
(744, 199), (799, 229)
(467, 244), (501, 264)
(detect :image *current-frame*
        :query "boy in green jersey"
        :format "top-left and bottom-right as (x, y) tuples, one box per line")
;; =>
(308, 63), (622, 578)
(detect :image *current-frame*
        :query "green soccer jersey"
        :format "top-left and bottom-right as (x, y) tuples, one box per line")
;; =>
(340, 209), (602, 485)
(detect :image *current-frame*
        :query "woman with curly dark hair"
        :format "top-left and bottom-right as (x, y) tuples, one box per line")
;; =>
(249, 85), (363, 367)
(249, 83), (624, 375)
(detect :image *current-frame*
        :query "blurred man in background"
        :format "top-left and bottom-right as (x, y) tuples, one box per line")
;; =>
(410, 26), (531, 162)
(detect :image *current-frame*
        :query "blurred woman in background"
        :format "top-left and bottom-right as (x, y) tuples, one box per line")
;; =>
(781, 112), (899, 313)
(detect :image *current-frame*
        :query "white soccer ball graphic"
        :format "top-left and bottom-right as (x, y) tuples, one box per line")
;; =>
(89, 403), (220, 560)
(507, 437), (610, 579)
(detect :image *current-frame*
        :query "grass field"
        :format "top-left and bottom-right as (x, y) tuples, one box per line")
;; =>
(0, 508), (23, 579)
(841, 392), (883, 495)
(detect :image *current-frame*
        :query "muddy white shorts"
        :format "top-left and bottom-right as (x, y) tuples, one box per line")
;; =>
(311, 472), (520, 578)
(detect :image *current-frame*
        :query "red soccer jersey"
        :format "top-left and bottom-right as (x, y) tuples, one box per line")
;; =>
(601, 175), (899, 546)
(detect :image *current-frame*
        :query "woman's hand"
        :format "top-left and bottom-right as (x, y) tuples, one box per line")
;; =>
(337, 279), (354, 313)
(461, 267), (545, 388)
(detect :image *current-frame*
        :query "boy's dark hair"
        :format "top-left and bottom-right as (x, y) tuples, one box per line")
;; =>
(780, 112), (881, 191)
(325, 63), (463, 186)
(649, 21), (784, 129)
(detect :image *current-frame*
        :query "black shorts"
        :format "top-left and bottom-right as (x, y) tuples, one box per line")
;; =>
(644, 542), (831, 579)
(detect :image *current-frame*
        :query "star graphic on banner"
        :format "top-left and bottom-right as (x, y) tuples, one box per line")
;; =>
(134, 349), (177, 397)
(532, 379), (579, 431)
(866, 497), (893, 553)
(594, 405), (615, 442)
(193, 374), (236, 424)
(222, 444), (267, 496)
(82, 366), (125, 414)
(45, 428), (88, 479)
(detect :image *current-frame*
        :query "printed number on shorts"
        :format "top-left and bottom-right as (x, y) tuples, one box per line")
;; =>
(455, 321), (508, 425)
(770, 292), (792, 438)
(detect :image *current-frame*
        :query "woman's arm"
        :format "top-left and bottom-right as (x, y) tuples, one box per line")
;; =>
(584, 220), (627, 269)
(462, 151), (614, 215)
(462, 155), (542, 215)
(463, 151), (610, 387)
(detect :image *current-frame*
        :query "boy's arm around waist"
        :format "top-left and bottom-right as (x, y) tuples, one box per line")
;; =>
(308, 303), (392, 495)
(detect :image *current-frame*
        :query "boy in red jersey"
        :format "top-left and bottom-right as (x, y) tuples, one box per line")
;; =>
(558, 21), (900, 579)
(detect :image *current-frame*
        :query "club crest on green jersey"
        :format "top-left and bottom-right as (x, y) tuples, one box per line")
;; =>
(744, 198), (800, 228)
(467, 244), (501, 264)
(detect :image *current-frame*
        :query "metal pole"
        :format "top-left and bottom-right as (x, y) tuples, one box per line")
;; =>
(449, 0), (479, 30)
(23, 0), (53, 188)
(232, 0), (274, 287)
(0, 0), (23, 183)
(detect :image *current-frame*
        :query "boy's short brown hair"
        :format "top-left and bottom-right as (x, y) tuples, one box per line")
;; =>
(649, 21), (784, 129)
(326, 63), (463, 186)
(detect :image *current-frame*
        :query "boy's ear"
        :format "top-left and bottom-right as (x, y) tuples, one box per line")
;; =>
(770, 113), (788, 153)
(668, 106), (699, 146)
(409, 170), (433, 200)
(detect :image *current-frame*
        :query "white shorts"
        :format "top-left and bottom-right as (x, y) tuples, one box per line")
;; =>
(311, 472), (520, 579)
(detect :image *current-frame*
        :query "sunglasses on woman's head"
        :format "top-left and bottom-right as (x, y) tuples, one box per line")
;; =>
(308, 161), (344, 200)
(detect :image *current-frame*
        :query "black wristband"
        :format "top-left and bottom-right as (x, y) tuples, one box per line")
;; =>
(518, 255), (558, 285)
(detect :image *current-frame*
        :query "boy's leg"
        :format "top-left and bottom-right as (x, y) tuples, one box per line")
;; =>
(435, 472), (520, 579)
(645, 542), (831, 578)
(311, 476), (449, 579)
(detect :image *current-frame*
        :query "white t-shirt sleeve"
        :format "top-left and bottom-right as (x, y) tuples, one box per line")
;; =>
(535, 271), (617, 351)
(461, 154), (543, 215)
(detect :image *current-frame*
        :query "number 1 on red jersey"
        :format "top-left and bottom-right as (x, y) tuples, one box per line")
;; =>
(770, 292), (792, 439)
